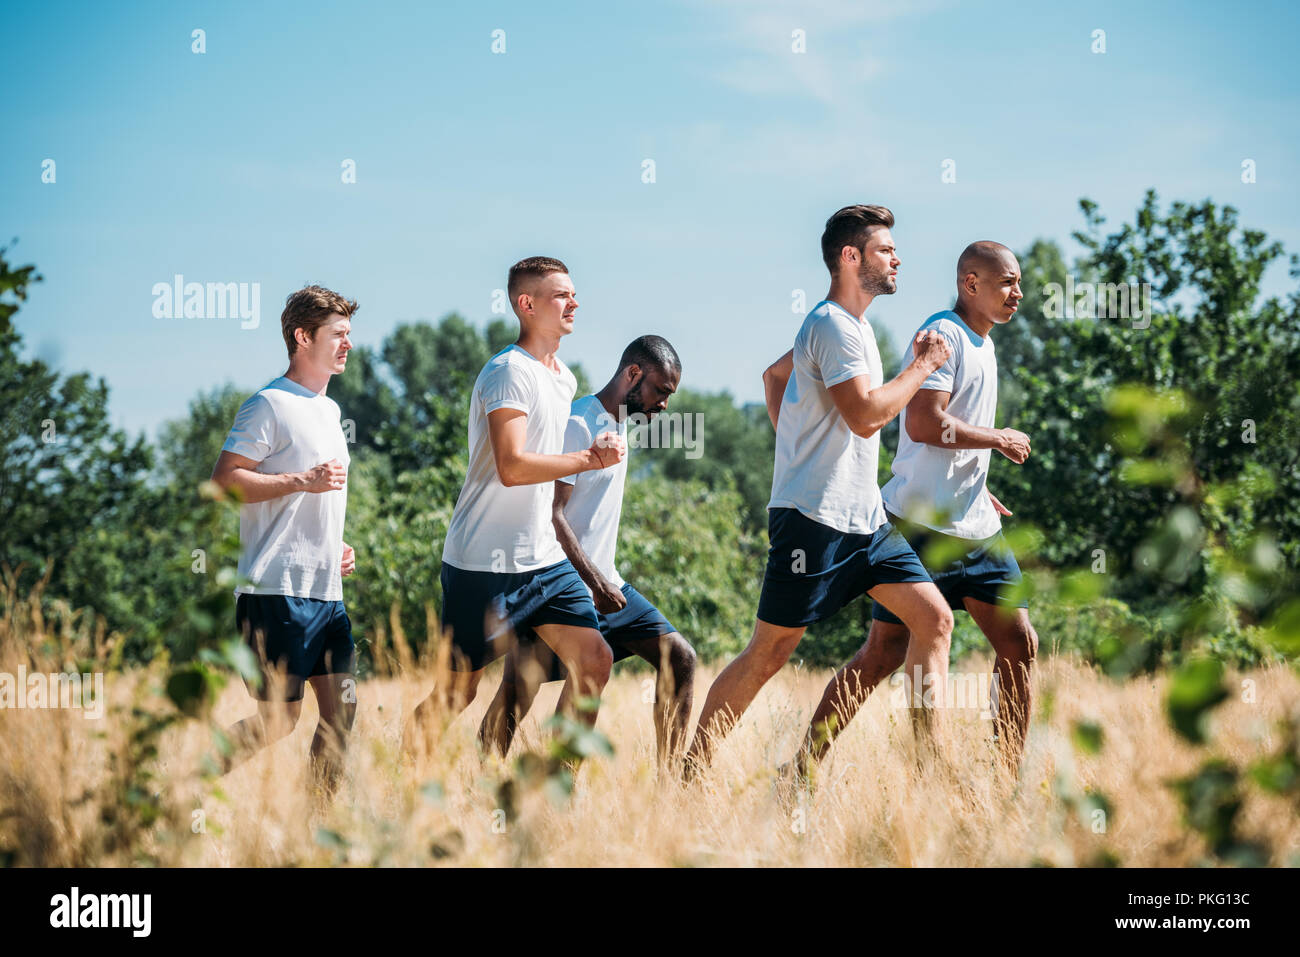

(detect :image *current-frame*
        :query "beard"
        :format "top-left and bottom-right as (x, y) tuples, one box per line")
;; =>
(623, 379), (650, 417)
(858, 258), (896, 296)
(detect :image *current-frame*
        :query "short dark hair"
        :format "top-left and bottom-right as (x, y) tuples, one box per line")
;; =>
(507, 256), (569, 315)
(281, 284), (357, 356)
(619, 335), (680, 376)
(821, 205), (895, 273)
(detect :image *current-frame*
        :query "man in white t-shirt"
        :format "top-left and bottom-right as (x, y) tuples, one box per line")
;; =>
(407, 257), (626, 749)
(477, 336), (697, 765)
(792, 241), (1039, 772)
(211, 284), (359, 792)
(684, 205), (957, 775)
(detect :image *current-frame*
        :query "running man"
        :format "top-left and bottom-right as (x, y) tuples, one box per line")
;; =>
(478, 336), (697, 765)
(211, 284), (360, 793)
(684, 204), (957, 775)
(407, 257), (626, 747)
(791, 241), (1039, 774)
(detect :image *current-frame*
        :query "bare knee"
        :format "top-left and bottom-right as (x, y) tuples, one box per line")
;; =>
(260, 701), (301, 741)
(576, 639), (614, 691)
(665, 635), (697, 689)
(992, 619), (1038, 665)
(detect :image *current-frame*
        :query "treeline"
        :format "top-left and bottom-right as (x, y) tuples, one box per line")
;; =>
(3, 190), (1298, 670)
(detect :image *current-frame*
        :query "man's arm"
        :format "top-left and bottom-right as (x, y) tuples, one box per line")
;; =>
(551, 482), (627, 614)
(903, 389), (1032, 463)
(487, 408), (625, 487)
(211, 450), (346, 503)
(826, 330), (952, 439)
(762, 349), (794, 431)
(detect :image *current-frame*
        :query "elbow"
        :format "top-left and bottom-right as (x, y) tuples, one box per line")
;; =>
(851, 423), (882, 440)
(848, 415), (883, 440)
(496, 459), (523, 487)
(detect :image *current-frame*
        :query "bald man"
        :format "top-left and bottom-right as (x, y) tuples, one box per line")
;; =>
(788, 241), (1039, 777)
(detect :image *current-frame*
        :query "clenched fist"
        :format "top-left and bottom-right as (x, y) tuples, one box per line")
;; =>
(996, 428), (1031, 464)
(589, 431), (627, 470)
(304, 459), (347, 493)
(913, 330), (953, 373)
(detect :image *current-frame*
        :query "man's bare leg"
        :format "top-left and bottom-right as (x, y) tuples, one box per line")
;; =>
(862, 580), (953, 753)
(684, 620), (805, 775)
(222, 697), (303, 773)
(535, 623), (612, 728)
(307, 672), (357, 797)
(404, 667), (484, 756)
(794, 619), (909, 776)
(963, 598), (1037, 769)
(620, 632), (697, 765)
(478, 642), (553, 756)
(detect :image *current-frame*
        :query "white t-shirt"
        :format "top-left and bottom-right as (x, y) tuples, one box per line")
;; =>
(557, 394), (627, 591)
(768, 299), (888, 535)
(442, 344), (576, 573)
(883, 310), (1001, 540)
(222, 376), (350, 601)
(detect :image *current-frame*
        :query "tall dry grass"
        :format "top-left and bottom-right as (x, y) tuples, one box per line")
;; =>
(3, 583), (1298, 867)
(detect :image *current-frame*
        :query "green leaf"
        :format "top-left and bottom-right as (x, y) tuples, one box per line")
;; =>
(1166, 658), (1228, 744)
(1071, 720), (1105, 755)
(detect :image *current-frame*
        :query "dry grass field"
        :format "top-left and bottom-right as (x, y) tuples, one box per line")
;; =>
(4, 587), (1298, 868)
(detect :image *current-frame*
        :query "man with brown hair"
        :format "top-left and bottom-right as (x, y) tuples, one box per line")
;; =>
(684, 205), (956, 775)
(211, 284), (359, 793)
(408, 257), (626, 747)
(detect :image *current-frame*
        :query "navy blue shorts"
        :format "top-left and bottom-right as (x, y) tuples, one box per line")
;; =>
(871, 513), (1028, 624)
(439, 559), (600, 672)
(756, 508), (931, 628)
(236, 593), (355, 702)
(525, 583), (678, 682)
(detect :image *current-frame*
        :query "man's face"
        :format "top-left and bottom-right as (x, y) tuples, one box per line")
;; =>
(854, 227), (900, 296)
(298, 313), (352, 374)
(623, 363), (680, 418)
(519, 271), (579, 337)
(971, 253), (1023, 323)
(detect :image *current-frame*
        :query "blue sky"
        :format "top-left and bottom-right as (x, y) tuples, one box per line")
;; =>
(5, 0), (1298, 437)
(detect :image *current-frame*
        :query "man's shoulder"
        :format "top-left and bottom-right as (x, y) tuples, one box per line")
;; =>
(797, 300), (856, 346)
(477, 346), (535, 387)
(240, 380), (285, 415)
(570, 394), (617, 435)
(805, 299), (857, 327)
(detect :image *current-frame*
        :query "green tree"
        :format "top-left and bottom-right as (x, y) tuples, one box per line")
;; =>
(0, 243), (155, 636)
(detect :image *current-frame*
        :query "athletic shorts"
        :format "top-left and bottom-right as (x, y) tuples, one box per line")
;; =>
(439, 559), (600, 672)
(871, 512), (1028, 624)
(756, 507), (931, 629)
(523, 582), (678, 683)
(236, 593), (355, 702)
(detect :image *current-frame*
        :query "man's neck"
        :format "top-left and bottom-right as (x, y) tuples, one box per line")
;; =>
(284, 362), (331, 395)
(515, 330), (563, 370)
(595, 377), (624, 421)
(952, 302), (994, 338)
(825, 280), (873, 320)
